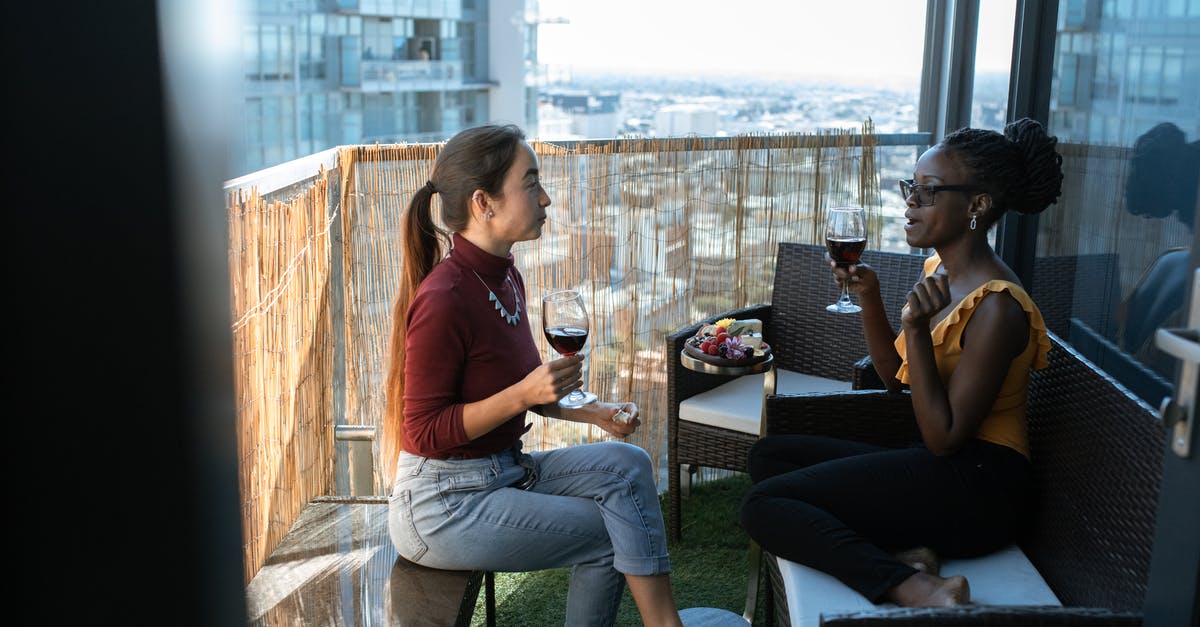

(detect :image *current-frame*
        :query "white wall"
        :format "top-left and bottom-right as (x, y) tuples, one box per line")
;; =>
(488, 0), (528, 129)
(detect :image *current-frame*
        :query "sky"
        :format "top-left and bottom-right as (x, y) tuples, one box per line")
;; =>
(536, 0), (1017, 84)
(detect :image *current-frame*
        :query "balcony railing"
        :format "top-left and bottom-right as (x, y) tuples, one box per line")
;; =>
(225, 124), (921, 582)
(227, 130), (1190, 591)
(359, 59), (465, 92)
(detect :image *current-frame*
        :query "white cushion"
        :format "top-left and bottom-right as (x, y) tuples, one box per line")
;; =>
(942, 545), (1060, 605)
(679, 369), (851, 435)
(776, 544), (1061, 627)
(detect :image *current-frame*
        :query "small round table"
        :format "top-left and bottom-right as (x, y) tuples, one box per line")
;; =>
(678, 350), (776, 623)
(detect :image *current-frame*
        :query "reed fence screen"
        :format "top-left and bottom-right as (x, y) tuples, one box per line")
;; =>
(226, 127), (1192, 583)
(227, 124), (886, 581)
(225, 125), (1190, 581)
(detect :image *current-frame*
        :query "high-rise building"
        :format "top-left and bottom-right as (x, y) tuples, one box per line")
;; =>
(538, 90), (621, 139)
(1050, 0), (1200, 145)
(235, 0), (539, 176)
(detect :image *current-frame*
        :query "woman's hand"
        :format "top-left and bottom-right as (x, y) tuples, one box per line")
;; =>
(520, 355), (584, 407)
(901, 272), (951, 331)
(827, 253), (880, 296)
(561, 401), (641, 439)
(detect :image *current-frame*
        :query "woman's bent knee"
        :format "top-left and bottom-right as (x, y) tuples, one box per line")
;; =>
(598, 440), (653, 476)
(739, 486), (769, 531)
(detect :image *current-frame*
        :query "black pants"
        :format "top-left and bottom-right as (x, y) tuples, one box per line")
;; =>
(740, 435), (1031, 602)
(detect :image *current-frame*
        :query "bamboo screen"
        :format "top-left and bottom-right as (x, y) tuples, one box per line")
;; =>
(228, 170), (339, 583)
(340, 123), (883, 493)
(230, 124), (883, 582)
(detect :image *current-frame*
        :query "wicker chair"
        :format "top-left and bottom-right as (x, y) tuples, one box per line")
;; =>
(665, 242), (927, 542)
(762, 333), (1165, 626)
(1029, 252), (1121, 340)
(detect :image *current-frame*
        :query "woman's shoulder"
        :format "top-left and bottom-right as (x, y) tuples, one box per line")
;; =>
(968, 282), (1033, 327)
(952, 280), (1049, 363)
(956, 272), (1040, 320)
(412, 262), (468, 311)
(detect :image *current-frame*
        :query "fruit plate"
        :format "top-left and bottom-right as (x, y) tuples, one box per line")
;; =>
(682, 340), (772, 368)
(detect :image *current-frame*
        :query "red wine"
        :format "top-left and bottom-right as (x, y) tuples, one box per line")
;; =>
(827, 237), (866, 266)
(545, 325), (588, 355)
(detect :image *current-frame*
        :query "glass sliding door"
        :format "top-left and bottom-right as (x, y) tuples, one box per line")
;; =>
(1037, 0), (1198, 411)
(1031, 2), (1199, 625)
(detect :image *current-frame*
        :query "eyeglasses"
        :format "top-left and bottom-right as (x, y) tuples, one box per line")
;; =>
(898, 179), (984, 206)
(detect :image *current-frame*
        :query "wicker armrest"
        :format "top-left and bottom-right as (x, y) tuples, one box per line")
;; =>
(819, 605), (1142, 626)
(765, 390), (919, 448)
(667, 304), (773, 405)
(852, 355), (884, 390)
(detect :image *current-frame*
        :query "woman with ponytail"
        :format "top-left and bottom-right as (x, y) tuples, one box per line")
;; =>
(741, 118), (1064, 607)
(383, 124), (684, 626)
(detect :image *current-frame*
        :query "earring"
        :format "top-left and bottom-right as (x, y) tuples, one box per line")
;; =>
(486, 210), (494, 220)
(969, 216), (977, 231)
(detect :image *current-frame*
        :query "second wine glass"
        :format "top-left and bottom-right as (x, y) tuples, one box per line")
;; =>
(542, 289), (598, 408)
(825, 205), (867, 314)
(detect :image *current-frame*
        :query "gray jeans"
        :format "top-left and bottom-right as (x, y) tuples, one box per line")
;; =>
(388, 440), (671, 627)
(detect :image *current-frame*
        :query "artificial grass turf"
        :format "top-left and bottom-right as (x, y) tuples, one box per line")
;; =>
(470, 473), (765, 626)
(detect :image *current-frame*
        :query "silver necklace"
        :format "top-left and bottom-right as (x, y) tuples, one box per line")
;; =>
(471, 270), (520, 326)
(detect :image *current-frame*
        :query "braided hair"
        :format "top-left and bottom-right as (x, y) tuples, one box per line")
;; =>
(940, 117), (1064, 218)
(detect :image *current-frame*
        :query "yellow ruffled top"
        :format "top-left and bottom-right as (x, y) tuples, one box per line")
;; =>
(894, 253), (1051, 459)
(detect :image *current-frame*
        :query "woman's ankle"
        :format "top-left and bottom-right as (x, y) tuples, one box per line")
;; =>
(625, 574), (683, 627)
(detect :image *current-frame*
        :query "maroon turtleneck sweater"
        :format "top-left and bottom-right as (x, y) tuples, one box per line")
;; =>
(401, 233), (542, 458)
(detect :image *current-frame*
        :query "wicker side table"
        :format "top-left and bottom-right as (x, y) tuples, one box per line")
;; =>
(679, 351), (776, 624)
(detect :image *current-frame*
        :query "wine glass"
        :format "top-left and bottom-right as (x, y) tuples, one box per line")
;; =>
(825, 205), (867, 314)
(542, 289), (598, 408)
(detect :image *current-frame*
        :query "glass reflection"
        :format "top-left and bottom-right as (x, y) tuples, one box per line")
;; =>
(1043, 0), (1199, 407)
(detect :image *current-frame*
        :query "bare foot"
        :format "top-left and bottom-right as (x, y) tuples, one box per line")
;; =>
(931, 575), (970, 606)
(887, 572), (970, 607)
(893, 546), (940, 576)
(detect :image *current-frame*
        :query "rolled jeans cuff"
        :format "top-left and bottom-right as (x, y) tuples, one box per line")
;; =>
(614, 553), (672, 576)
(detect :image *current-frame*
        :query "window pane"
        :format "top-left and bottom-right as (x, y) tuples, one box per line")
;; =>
(535, 0), (928, 139)
(1042, 0), (1199, 407)
(244, 26), (260, 79)
(262, 24), (279, 78)
(972, 0), (1017, 131)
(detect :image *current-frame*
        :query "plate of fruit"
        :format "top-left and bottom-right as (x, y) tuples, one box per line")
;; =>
(683, 317), (772, 367)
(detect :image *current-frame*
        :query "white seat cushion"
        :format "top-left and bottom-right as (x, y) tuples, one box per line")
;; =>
(679, 369), (851, 435)
(776, 544), (1061, 627)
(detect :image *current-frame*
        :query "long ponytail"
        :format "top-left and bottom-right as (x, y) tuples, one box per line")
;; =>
(380, 124), (527, 486)
(381, 184), (446, 484)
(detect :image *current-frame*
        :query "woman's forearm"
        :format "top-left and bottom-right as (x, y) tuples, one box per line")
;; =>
(460, 383), (535, 440)
(903, 327), (957, 454)
(859, 289), (902, 389)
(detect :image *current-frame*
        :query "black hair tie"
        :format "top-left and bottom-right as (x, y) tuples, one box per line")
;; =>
(424, 180), (437, 194)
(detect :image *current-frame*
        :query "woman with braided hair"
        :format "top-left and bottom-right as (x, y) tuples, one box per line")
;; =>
(741, 118), (1064, 607)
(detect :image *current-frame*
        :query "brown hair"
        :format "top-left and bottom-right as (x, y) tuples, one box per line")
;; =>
(381, 123), (527, 483)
